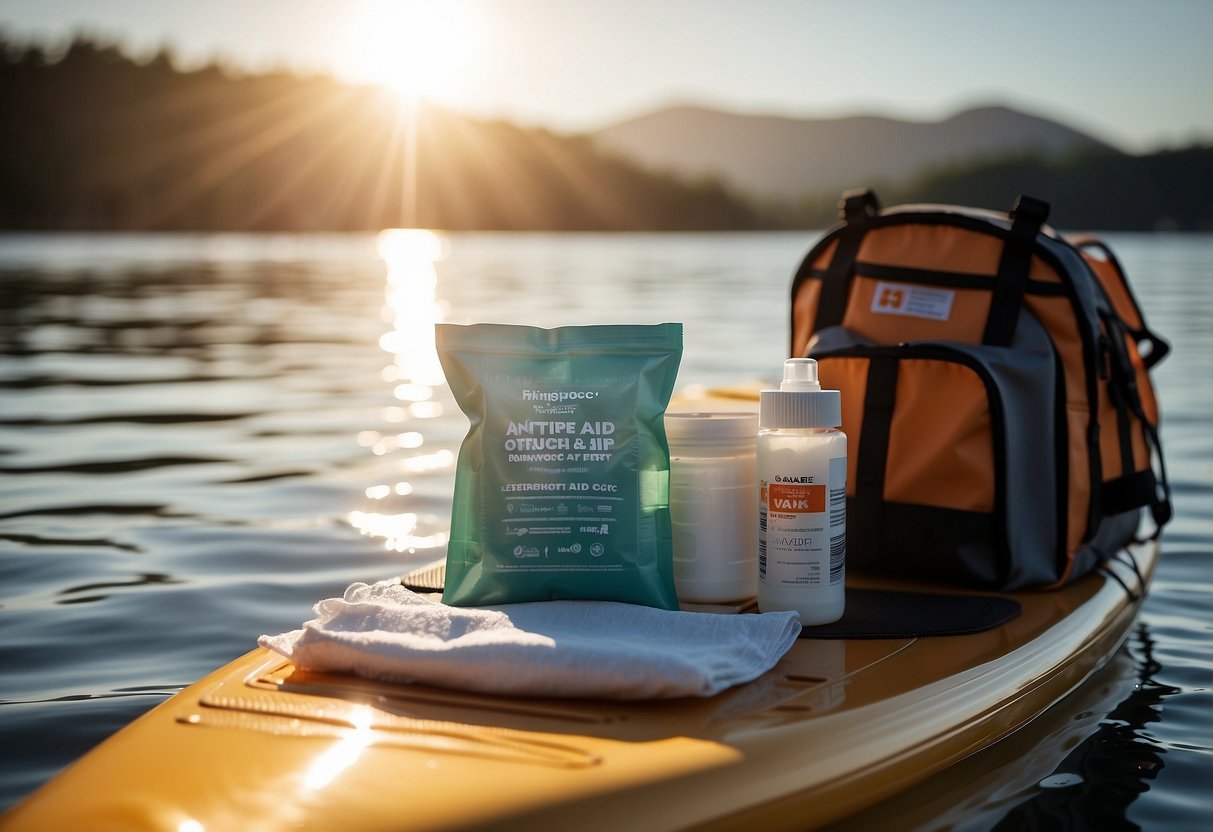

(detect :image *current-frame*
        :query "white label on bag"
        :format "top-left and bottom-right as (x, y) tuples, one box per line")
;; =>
(871, 282), (955, 321)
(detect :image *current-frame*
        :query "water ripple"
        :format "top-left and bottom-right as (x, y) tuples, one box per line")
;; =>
(1, 687), (186, 706)
(0, 533), (141, 553)
(55, 572), (186, 605)
(0, 455), (233, 475)
(0, 374), (274, 390)
(0, 503), (183, 521)
(219, 470), (314, 484)
(0, 412), (256, 427)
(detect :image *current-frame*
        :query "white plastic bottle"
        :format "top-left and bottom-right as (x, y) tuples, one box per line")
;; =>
(757, 358), (847, 624)
(666, 412), (759, 603)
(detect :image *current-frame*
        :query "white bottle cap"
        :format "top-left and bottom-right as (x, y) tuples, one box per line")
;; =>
(759, 358), (842, 429)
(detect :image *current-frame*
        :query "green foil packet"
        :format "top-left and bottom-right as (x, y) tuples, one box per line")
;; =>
(437, 322), (683, 609)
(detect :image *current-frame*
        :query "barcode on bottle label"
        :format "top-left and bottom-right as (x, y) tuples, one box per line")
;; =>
(829, 532), (845, 585)
(829, 486), (846, 527)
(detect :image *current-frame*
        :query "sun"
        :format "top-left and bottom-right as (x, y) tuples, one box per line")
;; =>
(342, 0), (478, 99)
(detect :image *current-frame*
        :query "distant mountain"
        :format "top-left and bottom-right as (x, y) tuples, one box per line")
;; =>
(591, 105), (1117, 200)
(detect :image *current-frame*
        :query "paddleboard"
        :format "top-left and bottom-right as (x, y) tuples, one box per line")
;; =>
(1, 538), (1155, 831)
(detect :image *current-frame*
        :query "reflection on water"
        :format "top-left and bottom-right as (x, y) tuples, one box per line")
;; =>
(347, 510), (447, 553)
(0, 232), (1210, 829)
(992, 624), (1174, 830)
(377, 227), (448, 393)
(825, 624), (1179, 832)
(347, 228), (452, 553)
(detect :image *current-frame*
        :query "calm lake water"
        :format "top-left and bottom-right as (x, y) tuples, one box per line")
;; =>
(1, 231), (1210, 827)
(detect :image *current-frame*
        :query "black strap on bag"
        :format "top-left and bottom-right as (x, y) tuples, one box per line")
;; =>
(983, 194), (1050, 346)
(1070, 236), (1172, 534)
(850, 355), (899, 559)
(811, 189), (880, 334)
(1143, 422), (1174, 533)
(1101, 310), (1140, 482)
(1101, 428), (1173, 535)
(1099, 311), (1174, 531)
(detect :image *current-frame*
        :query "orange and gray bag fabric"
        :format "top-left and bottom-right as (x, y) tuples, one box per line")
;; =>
(791, 189), (1171, 589)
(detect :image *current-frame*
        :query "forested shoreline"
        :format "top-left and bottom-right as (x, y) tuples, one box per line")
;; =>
(2, 36), (1209, 232)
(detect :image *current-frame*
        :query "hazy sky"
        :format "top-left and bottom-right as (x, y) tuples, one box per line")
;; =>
(3, 0), (1211, 151)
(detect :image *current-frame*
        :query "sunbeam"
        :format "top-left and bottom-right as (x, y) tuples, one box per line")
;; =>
(150, 92), (358, 226)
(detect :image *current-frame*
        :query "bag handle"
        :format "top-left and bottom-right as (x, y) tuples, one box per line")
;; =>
(1074, 235), (1171, 369)
(982, 194), (1049, 345)
(810, 188), (880, 334)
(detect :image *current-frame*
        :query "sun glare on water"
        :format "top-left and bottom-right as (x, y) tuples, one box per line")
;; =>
(342, 0), (478, 99)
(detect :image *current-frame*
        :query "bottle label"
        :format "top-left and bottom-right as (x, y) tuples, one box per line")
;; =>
(759, 457), (846, 587)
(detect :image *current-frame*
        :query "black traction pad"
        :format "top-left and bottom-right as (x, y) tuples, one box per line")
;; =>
(799, 588), (1021, 639)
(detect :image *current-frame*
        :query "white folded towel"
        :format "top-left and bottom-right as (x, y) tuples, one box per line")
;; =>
(259, 581), (801, 700)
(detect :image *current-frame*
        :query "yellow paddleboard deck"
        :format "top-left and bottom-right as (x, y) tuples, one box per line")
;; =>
(2, 542), (1154, 832)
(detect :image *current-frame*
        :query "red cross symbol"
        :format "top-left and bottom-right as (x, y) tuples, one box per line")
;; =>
(878, 287), (905, 309)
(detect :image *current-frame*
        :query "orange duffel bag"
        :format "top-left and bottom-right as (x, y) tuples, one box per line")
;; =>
(791, 189), (1170, 589)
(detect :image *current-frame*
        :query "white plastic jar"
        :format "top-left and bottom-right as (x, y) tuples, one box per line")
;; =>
(665, 411), (759, 603)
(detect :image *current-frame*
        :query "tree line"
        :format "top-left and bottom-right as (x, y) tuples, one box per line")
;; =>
(2, 35), (1209, 232)
(787, 146), (1213, 231)
(0, 35), (765, 231)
